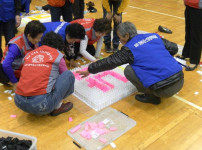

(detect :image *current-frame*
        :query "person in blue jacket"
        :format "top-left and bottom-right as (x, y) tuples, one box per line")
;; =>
(41, 22), (86, 66)
(0, 0), (21, 61)
(77, 22), (184, 104)
(21, 0), (31, 15)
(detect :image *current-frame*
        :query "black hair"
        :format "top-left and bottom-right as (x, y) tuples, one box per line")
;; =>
(41, 32), (65, 51)
(65, 23), (85, 40)
(24, 20), (46, 38)
(93, 18), (111, 34)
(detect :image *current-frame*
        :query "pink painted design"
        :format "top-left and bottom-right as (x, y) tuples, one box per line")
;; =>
(98, 122), (105, 129)
(70, 125), (81, 134)
(99, 138), (107, 143)
(86, 134), (92, 140)
(86, 78), (110, 92)
(68, 117), (73, 122)
(85, 122), (89, 131)
(103, 128), (110, 134)
(108, 71), (128, 83)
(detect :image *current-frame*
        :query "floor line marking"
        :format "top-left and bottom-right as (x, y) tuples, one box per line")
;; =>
(174, 95), (202, 111)
(128, 5), (185, 20)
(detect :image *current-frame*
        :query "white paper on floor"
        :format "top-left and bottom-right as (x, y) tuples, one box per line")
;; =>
(71, 64), (137, 111)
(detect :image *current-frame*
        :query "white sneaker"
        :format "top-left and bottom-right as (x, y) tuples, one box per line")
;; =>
(35, 6), (42, 10)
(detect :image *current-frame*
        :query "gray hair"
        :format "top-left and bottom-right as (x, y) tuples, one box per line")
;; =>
(117, 22), (137, 38)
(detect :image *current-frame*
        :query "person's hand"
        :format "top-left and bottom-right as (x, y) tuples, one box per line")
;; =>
(113, 14), (121, 24)
(25, 13), (30, 16)
(15, 15), (21, 28)
(106, 12), (113, 21)
(12, 82), (18, 92)
(76, 70), (90, 78)
(70, 59), (79, 67)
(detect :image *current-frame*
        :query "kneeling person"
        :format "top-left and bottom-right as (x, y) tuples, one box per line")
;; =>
(77, 22), (184, 104)
(15, 32), (75, 116)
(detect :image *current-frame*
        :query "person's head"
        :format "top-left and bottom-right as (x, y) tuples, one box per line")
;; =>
(41, 32), (65, 51)
(65, 23), (86, 43)
(93, 18), (112, 38)
(24, 20), (46, 45)
(117, 22), (137, 45)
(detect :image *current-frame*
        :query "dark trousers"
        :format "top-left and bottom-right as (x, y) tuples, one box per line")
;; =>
(72, 0), (85, 20)
(182, 5), (202, 64)
(124, 65), (184, 98)
(0, 19), (15, 61)
(103, 0), (122, 47)
(42, 4), (51, 11)
(65, 43), (95, 60)
(50, 0), (72, 22)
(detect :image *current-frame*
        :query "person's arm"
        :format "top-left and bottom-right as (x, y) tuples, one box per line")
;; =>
(94, 37), (103, 58)
(14, 0), (21, 27)
(59, 58), (68, 74)
(102, 0), (111, 13)
(2, 44), (21, 83)
(25, 0), (30, 14)
(80, 35), (97, 62)
(88, 46), (134, 74)
(116, 0), (130, 14)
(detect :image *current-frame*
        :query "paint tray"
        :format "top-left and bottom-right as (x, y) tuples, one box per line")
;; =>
(67, 107), (136, 150)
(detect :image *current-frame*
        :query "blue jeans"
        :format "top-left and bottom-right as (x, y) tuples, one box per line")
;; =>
(50, 0), (72, 22)
(0, 19), (15, 61)
(103, 0), (122, 46)
(14, 71), (75, 115)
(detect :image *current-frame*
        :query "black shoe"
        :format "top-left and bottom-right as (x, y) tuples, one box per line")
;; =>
(185, 64), (198, 71)
(105, 43), (113, 53)
(135, 94), (161, 104)
(113, 44), (119, 53)
(158, 25), (172, 34)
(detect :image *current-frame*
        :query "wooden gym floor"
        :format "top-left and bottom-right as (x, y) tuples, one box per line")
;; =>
(0, 0), (202, 149)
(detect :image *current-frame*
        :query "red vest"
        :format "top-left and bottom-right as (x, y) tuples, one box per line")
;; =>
(1, 34), (37, 79)
(184, 0), (202, 9)
(15, 45), (64, 96)
(70, 18), (100, 45)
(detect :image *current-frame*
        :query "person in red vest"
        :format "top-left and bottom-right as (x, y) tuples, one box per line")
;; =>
(0, 20), (46, 90)
(177, 0), (202, 71)
(68, 18), (111, 67)
(15, 32), (75, 116)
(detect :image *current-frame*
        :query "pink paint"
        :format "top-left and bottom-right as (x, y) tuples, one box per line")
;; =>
(103, 128), (110, 134)
(10, 115), (16, 118)
(99, 138), (107, 143)
(86, 134), (92, 140)
(70, 125), (81, 133)
(98, 122), (105, 128)
(109, 127), (117, 131)
(68, 117), (73, 122)
(85, 122), (89, 131)
(86, 78), (110, 92)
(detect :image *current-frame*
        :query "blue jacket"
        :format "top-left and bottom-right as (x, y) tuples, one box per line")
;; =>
(21, 0), (30, 13)
(0, 0), (15, 22)
(41, 22), (70, 45)
(125, 33), (182, 88)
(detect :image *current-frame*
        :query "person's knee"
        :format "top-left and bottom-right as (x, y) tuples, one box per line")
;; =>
(124, 65), (131, 79)
(63, 70), (75, 83)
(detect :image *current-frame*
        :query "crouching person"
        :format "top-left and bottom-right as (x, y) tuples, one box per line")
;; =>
(14, 32), (75, 116)
(77, 22), (184, 105)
